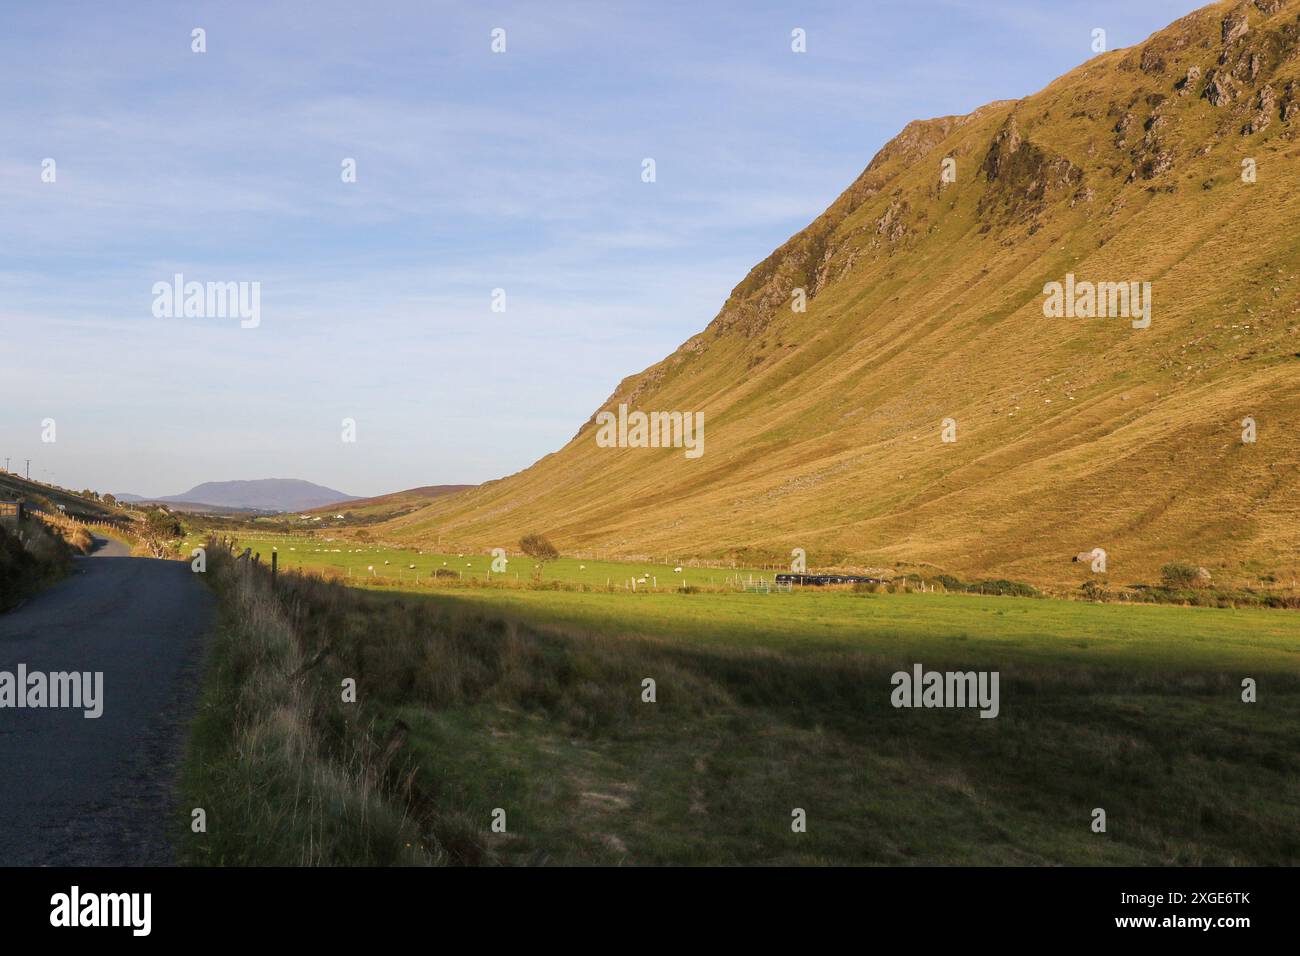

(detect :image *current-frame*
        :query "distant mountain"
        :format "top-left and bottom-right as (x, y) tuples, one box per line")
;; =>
(153, 479), (358, 512)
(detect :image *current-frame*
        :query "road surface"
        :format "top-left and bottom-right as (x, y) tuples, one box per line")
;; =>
(0, 536), (213, 865)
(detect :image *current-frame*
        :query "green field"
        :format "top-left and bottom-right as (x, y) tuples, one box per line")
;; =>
(195, 532), (777, 589)
(183, 532), (1300, 865)
(205, 532), (1300, 674)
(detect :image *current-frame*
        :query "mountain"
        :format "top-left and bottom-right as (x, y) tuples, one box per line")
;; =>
(156, 479), (357, 512)
(378, 0), (1300, 587)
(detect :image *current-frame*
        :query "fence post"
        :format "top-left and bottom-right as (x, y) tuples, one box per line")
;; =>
(271, 551), (277, 589)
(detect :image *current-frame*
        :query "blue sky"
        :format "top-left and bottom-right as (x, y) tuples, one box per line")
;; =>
(1, 0), (1195, 497)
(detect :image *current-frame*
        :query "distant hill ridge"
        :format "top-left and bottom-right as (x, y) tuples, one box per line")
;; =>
(120, 479), (358, 513)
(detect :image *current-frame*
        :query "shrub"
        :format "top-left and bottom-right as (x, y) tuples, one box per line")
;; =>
(1080, 580), (1108, 601)
(519, 533), (559, 562)
(968, 579), (1040, 598)
(1161, 562), (1201, 589)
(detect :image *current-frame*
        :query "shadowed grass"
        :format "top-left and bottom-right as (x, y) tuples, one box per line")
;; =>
(181, 543), (1300, 865)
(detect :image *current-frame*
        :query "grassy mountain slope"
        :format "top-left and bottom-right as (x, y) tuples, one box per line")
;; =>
(384, 0), (1300, 586)
(307, 484), (475, 522)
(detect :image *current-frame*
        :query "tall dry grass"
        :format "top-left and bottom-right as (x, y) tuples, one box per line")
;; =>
(180, 540), (435, 865)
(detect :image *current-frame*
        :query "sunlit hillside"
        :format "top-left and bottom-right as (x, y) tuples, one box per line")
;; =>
(381, 0), (1300, 587)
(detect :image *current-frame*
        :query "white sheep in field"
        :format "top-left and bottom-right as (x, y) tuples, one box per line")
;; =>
(674, 566), (683, 573)
(579, 564), (586, 570)
(408, 564), (415, 570)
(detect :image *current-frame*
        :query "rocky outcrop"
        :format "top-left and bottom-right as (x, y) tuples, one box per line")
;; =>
(1204, 69), (1239, 106)
(979, 115), (1083, 222)
(982, 116), (1023, 181)
(1243, 84), (1277, 133)
(1282, 81), (1300, 121)
(1176, 64), (1202, 96)
(1223, 8), (1250, 46)
(1113, 111), (1136, 147)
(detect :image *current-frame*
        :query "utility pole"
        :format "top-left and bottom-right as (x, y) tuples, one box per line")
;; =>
(2, 457), (8, 473)
(25, 460), (31, 480)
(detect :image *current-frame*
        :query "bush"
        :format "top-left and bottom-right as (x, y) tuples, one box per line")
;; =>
(1080, 580), (1108, 601)
(519, 532), (559, 562)
(137, 508), (184, 557)
(967, 579), (1040, 598)
(1161, 562), (1201, 589)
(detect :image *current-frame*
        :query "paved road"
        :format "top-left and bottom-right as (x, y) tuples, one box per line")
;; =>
(0, 537), (213, 865)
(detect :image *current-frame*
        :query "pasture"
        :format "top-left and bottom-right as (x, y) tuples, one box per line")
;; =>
(189, 532), (775, 589)
(182, 532), (1300, 865)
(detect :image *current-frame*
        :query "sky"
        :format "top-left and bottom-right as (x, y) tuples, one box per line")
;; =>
(0, 0), (1197, 498)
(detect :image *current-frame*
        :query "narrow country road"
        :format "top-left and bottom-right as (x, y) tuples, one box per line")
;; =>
(0, 536), (213, 865)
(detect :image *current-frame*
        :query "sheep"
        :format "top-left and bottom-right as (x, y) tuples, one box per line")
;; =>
(1072, 548), (1106, 571)
(673, 566), (683, 573)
